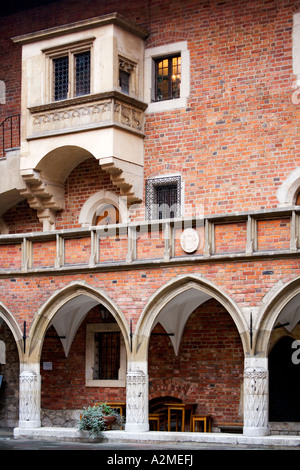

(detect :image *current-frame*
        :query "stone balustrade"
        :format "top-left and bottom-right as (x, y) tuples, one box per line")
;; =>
(0, 206), (299, 274)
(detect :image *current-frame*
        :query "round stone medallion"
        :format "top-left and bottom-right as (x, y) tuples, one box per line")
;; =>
(180, 228), (199, 253)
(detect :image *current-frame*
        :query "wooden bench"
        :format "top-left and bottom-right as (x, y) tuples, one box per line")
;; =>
(218, 422), (243, 434)
(191, 415), (212, 432)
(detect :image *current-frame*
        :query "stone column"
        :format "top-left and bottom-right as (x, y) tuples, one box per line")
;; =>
(18, 366), (41, 428)
(243, 358), (269, 436)
(125, 366), (149, 432)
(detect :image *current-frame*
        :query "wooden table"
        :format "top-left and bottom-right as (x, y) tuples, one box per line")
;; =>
(164, 403), (196, 432)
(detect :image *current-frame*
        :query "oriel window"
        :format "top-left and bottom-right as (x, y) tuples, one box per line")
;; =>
(155, 55), (181, 101)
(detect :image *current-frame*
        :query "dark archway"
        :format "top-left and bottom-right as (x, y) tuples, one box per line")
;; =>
(269, 336), (300, 422)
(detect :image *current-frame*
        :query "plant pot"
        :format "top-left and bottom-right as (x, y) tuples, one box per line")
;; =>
(103, 415), (116, 428)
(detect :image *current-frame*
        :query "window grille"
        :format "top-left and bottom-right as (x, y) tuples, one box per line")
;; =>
(53, 56), (69, 101)
(75, 51), (90, 97)
(95, 332), (120, 380)
(146, 176), (181, 220)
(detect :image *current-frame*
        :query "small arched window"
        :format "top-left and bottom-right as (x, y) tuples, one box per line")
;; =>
(93, 204), (120, 226)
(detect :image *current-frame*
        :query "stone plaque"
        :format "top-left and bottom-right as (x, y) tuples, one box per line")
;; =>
(180, 228), (199, 253)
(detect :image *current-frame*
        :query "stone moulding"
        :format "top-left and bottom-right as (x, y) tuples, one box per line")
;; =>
(0, 206), (299, 275)
(12, 12), (149, 45)
(28, 91), (147, 140)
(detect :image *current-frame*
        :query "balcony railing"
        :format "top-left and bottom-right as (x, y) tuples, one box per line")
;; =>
(0, 206), (299, 274)
(27, 91), (146, 140)
(0, 114), (20, 158)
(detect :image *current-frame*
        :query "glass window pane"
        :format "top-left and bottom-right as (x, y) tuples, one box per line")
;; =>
(155, 55), (181, 101)
(172, 56), (181, 98)
(119, 69), (130, 95)
(75, 51), (90, 97)
(53, 56), (69, 101)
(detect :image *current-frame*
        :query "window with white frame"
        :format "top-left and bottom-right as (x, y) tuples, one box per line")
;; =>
(146, 175), (182, 220)
(144, 41), (190, 113)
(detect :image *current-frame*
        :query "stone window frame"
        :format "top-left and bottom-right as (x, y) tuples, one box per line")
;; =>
(43, 37), (95, 103)
(144, 41), (190, 113)
(85, 323), (126, 387)
(146, 174), (183, 220)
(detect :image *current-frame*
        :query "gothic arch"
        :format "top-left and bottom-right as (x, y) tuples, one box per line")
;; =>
(0, 301), (23, 361)
(256, 276), (300, 356)
(134, 273), (248, 361)
(27, 282), (130, 362)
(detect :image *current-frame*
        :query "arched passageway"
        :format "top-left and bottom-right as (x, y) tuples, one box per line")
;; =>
(258, 278), (300, 433)
(135, 274), (248, 433)
(40, 302), (127, 426)
(148, 298), (244, 431)
(20, 283), (129, 428)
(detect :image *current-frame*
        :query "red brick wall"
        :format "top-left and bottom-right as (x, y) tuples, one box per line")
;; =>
(0, 0), (299, 217)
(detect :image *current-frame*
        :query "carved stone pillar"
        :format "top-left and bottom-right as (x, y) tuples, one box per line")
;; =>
(243, 359), (269, 436)
(125, 369), (149, 432)
(19, 369), (41, 428)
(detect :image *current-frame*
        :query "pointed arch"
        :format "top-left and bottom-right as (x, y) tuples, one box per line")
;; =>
(134, 273), (248, 360)
(27, 281), (130, 362)
(0, 301), (23, 361)
(256, 276), (300, 356)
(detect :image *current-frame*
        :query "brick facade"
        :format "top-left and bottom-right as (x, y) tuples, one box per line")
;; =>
(0, 0), (299, 434)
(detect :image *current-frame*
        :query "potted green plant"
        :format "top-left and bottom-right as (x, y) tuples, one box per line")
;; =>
(78, 402), (124, 439)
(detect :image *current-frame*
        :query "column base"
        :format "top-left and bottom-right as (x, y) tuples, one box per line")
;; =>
(125, 423), (149, 433)
(243, 426), (270, 437)
(18, 419), (41, 429)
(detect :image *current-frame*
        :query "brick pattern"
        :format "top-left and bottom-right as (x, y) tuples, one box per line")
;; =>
(0, 0), (299, 425)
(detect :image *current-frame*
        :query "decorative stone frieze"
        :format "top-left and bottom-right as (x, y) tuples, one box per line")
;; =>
(29, 94), (145, 139)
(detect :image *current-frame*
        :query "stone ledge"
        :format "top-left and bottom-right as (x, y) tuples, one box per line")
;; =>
(13, 427), (300, 447)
